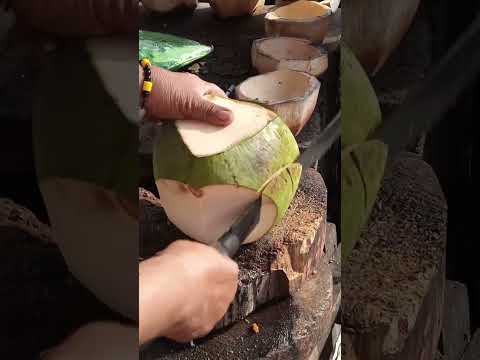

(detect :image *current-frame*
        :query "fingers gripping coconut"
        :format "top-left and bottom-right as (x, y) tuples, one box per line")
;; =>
(140, 65), (234, 125)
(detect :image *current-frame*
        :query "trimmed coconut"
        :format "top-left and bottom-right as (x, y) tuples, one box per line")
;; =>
(141, 0), (198, 14)
(209, 0), (265, 18)
(33, 40), (138, 321)
(153, 95), (301, 246)
(235, 69), (320, 135)
(265, 0), (332, 44)
(252, 37), (328, 77)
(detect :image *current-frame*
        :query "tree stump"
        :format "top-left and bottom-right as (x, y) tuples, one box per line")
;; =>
(342, 153), (448, 360)
(140, 168), (328, 329)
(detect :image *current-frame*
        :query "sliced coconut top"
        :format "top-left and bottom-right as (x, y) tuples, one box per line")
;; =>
(86, 37), (139, 125)
(236, 69), (320, 105)
(267, 0), (330, 20)
(175, 95), (278, 157)
(255, 37), (324, 62)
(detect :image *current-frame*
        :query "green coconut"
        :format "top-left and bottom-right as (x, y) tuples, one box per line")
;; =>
(32, 37), (139, 322)
(340, 42), (382, 148)
(341, 140), (387, 262)
(153, 95), (302, 246)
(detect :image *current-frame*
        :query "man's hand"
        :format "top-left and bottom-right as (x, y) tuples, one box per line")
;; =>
(139, 240), (239, 345)
(142, 66), (233, 126)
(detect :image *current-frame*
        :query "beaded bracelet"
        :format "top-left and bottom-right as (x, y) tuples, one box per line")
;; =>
(139, 58), (153, 110)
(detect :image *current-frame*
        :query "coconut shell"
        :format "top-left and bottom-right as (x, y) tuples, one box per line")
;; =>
(236, 69), (320, 135)
(265, 1), (332, 44)
(153, 115), (301, 244)
(251, 37), (328, 77)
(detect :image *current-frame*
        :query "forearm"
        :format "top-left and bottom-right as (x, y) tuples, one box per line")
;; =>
(11, 0), (137, 36)
(139, 255), (185, 345)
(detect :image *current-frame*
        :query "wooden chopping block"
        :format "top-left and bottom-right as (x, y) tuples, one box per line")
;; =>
(140, 167), (328, 329)
(342, 153), (448, 360)
(140, 222), (339, 360)
(343, 0), (421, 76)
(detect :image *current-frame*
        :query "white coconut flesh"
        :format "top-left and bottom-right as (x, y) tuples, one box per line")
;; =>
(176, 94), (277, 157)
(236, 69), (320, 105)
(267, 0), (330, 20)
(157, 181), (277, 245)
(154, 95), (301, 245)
(40, 178), (138, 322)
(85, 37), (139, 125)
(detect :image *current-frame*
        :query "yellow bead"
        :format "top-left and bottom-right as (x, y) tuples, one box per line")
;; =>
(141, 58), (151, 68)
(142, 81), (153, 92)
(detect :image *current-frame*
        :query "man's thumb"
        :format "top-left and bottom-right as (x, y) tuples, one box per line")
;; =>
(194, 100), (233, 126)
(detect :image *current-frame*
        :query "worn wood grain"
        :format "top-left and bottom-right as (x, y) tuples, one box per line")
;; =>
(342, 153), (448, 360)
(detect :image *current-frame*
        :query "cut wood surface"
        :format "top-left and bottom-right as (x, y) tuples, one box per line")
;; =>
(140, 167), (327, 328)
(140, 221), (338, 360)
(342, 153), (448, 360)
(442, 281), (471, 360)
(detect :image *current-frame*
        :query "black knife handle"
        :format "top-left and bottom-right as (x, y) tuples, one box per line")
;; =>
(215, 232), (241, 258)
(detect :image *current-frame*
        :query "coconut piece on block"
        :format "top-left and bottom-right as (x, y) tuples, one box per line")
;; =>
(154, 96), (301, 245)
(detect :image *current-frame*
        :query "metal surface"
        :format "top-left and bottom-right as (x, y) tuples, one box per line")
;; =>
(298, 111), (341, 170)
(215, 197), (262, 257)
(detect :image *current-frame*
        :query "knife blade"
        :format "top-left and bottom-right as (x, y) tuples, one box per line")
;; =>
(214, 196), (262, 257)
